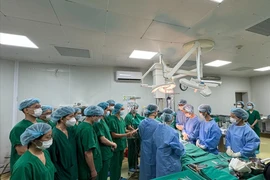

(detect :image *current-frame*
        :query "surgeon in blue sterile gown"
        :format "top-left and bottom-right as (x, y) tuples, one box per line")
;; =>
(182, 104), (200, 144)
(196, 104), (222, 155)
(139, 104), (160, 180)
(153, 108), (185, 178)
(226, 108), (260, 158)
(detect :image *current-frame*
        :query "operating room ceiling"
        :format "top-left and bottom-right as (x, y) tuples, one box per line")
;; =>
(0, 0), (270, 77)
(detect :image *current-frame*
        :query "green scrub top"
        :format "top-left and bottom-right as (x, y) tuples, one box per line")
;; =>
(108, 115), (127, 152)
(11, 150), (56, 180)
(156, 117), (163, 123)
(93, 119), (113, 161)
(104, 114), (111, 125)
(9, 119), (34, 171)
(76, 122), (102, 179)
(37, 118), (55, 128)
(48, 127), (78, 180)
(124, 113), (144, 129)
(247, 110), (261, 136)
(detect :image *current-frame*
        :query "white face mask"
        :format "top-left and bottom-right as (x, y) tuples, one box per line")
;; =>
(230, 117), (236, 123)
(236, 105), (242, 108)
(109, 107), (114, 111)
(45, 114), (51, 121)
(120, 111), (125, 116)
(106, 111), (110, 117)
(65, 117), (76, 127)
(36, 138), (53, 150)
(32, 108), (42, 117)
(247, 105), (253, 110)
(199, 113), (205, 121)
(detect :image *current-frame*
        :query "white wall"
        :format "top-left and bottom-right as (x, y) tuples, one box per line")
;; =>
(173, 76), (252, 115)
(0, 60), (15, 164)
(250, 75), (270, 115)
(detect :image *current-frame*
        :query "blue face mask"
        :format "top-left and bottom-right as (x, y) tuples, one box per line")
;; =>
(120, 111), (125, 116)
(75, 115), (82, 120)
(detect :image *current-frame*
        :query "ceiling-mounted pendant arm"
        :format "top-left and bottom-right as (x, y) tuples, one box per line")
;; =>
(141, 62), (159, 84)
(196, 44), (202, 81)
(167, 41), (199, 78)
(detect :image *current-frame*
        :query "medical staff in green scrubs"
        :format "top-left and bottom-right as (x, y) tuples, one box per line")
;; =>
(95, 102), (117, 180)
(106, 99), (116, 125)
(108, 103), (136, 180)
(74, 107), (82, 125)
(124, 103), (144, 172)
(37, 105), (55, 128)
(11, 123), (55, 180)
(48, 106), (78, 180)
(246, 101), (261, 151)
(76, 106), (104, 180)
(9, 98), (42, 172)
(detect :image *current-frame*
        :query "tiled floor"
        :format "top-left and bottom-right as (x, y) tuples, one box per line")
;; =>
(1, 137), (270, 180)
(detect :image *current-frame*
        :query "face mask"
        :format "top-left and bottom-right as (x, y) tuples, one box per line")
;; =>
(32, 108), (42, 117)
(75, 115), (82, 120)
(236, 105), (242, 108)
(230, 117), (241, 125)
(36, 138), (53, 150)
(199, 113), (205, 121)
(109, 107), (114, 111)
(185, 113), (191, 118)
(65, 117), (76, 127)
(106, 111), (110, 117)
(247, 105), (253, 110)
(120, 111), (125, 116)
(179, 106), (184, 111)
(45, 114), (51, 121)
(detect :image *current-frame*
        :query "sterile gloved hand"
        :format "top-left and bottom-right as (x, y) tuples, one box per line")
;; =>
(229, 158), (251, 173)
(198, 144), (206, 150)
(231, 152), (241, 158)
(226, 146), (233, 156)
(196, 139), (200, 147)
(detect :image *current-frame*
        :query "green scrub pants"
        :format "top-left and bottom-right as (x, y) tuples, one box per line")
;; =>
(127, 138), (140, 169)
(98, 160), (110, 180)
(110, 150), (124, 180)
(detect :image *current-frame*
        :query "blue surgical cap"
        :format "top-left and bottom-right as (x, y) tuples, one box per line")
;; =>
(198, 104), (211, 114)
(247, 102), (255, 107)
(231, 108), (249, 120)
(20, 123), (51, 146)
(113, 103), (124, 114)
(144, 104), (158, 116)
(51, 106), (75, 123)
(178, 99), (187, 105)
(162, 108), (174, 114)
(18, 98), (40, 111)
(74, 107), (81, 113)
(183, 104), (194, 113)
(107, 100), (116, 106)
(41, 105), (53, 113)
(84, 106), (104, 116)
(98, 102), (109, 110)
(161, 113), (174, 122)
(236, 101), (245, 107)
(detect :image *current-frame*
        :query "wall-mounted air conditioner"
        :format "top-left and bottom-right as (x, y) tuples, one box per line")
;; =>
(115, 71), (142, 82)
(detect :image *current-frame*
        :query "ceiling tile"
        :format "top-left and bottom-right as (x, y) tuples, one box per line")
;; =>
(51, 0), (106, 31)
(143, 21), (190, 43)
(64, 0), (108, 10)
(1, 0), (59, 24)
(106, 12), (152, 38)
